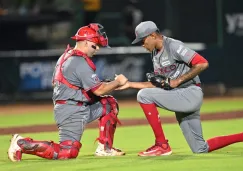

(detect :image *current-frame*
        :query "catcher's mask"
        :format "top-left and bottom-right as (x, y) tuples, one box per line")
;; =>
(71, 23), (110, 48)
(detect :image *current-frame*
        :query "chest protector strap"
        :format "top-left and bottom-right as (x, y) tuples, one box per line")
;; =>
(53, 45), (97, 101)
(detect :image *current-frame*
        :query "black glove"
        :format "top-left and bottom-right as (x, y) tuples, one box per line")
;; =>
(146, 72), (172, 90)
(103, 78), (114, 82)
(102, 78), (112, 82)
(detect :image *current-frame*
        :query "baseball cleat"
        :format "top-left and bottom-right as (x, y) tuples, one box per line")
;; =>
(8, 134), (23, 162)
(95, 142), (125, 156)
(138, 142), (172, 156)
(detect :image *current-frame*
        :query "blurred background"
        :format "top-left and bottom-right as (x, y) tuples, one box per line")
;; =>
(0, 0), (242, 103)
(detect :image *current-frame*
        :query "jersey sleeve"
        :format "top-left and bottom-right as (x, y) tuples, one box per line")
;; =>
(190, 53), (208, 65)
(75, 60), (102, 92)
(52, 57), (61, 85)
(170, 40), (196, 64)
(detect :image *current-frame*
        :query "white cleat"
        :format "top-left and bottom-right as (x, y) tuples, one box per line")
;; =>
(95, 142), (125, 156)
(8, 134), (23, 162)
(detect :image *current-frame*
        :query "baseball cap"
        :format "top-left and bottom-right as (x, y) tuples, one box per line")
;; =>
(132, 21), (159, 44)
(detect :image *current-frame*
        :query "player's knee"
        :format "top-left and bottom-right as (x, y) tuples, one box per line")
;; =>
(100, 95), (119, 116)
(192, 149), (208, 154)
(190, 144), (209, 154)
(69, 142), (81, 158)
(137, 88), (152, 103)
(59, 140), (82, 159)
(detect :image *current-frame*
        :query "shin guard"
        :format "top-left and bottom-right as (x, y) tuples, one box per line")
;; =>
(17, 138), (81, 160)
(97, 96), (121, 149)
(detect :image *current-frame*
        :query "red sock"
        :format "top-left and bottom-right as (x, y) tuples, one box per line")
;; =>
(207, 132), (243, 152)
(139, 103), (167, 143)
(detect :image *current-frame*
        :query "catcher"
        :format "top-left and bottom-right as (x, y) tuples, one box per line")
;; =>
(8, 23), (127, 162)
(116, 21), (243, 156)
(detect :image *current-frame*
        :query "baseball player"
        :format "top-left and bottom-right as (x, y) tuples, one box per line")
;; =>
(8, 23), (127, 162)
(116, 21), (243, 156)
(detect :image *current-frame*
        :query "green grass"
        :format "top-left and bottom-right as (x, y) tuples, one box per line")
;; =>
(1, 99), (243, 128)
(0, 112), (55, 128)
(1, 119), (243, 171)
(201, 99), (243, 113)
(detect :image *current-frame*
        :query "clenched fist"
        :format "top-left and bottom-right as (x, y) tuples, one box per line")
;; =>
(115, 74), (128, 86)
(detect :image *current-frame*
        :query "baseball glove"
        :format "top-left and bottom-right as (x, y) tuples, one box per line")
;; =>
(146, 72), (172, 90)
(102, 74), (118, 82)
(103, 78), (113, 82)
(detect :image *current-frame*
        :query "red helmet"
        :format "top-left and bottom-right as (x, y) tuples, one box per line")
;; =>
(71, 23), (110, 48)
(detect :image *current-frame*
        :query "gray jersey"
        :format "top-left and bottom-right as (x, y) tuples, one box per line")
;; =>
(152, 36), (201, 88)
(52, 55), (101, 102)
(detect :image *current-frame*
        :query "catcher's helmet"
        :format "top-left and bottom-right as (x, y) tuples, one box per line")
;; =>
(71, 23), (110, 48)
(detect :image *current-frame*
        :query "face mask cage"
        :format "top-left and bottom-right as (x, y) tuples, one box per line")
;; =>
(89, 23), (109, 47)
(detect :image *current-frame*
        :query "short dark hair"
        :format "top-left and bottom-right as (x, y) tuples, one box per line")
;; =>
(155, 29), (160, 34)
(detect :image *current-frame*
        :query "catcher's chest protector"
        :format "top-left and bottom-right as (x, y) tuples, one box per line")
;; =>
(53, 45), (96, 101)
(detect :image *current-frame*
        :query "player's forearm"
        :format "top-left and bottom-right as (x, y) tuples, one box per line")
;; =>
(94, 81), (120, 95)
(129, 81), (155, 89)
(177, 63), (209, 85)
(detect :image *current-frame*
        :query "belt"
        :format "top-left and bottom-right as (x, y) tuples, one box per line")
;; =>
(55, 100), (83, 106)
(195, 83), (201, 87)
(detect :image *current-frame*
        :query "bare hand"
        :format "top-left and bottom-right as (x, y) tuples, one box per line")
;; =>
(115, 74), (128, 86)
(168, 79), (180, 88)
(115, 81), (130, 90)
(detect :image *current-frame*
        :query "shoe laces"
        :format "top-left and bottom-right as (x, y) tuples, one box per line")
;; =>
(146, 142), (168, 152)
(112, 147), (122, 152)
(146, 144), (158, 152)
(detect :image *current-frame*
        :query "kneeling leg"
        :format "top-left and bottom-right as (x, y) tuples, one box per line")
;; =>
(176, 111), (209, 153)
(17, 138), (81, 159)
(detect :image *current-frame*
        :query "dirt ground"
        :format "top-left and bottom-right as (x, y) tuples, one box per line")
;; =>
(1, 97), (243, 115)
(0, 98), (243, 135)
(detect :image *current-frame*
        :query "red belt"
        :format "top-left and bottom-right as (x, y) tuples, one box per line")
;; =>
(55, 100), (83, 106)
(195, 83), (201, 87)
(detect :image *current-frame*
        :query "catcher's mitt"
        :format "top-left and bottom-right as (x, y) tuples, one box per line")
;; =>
(146, 72), (172, 90)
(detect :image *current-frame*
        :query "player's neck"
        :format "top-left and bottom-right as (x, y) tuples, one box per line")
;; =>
(156, 39), (164, 52)
(74, 44), (87, 54)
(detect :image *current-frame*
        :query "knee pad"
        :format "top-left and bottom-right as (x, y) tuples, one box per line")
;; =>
(97, 95), (121, 149)
(100, 95), (119, 116)
(58, 140), (82, 159)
